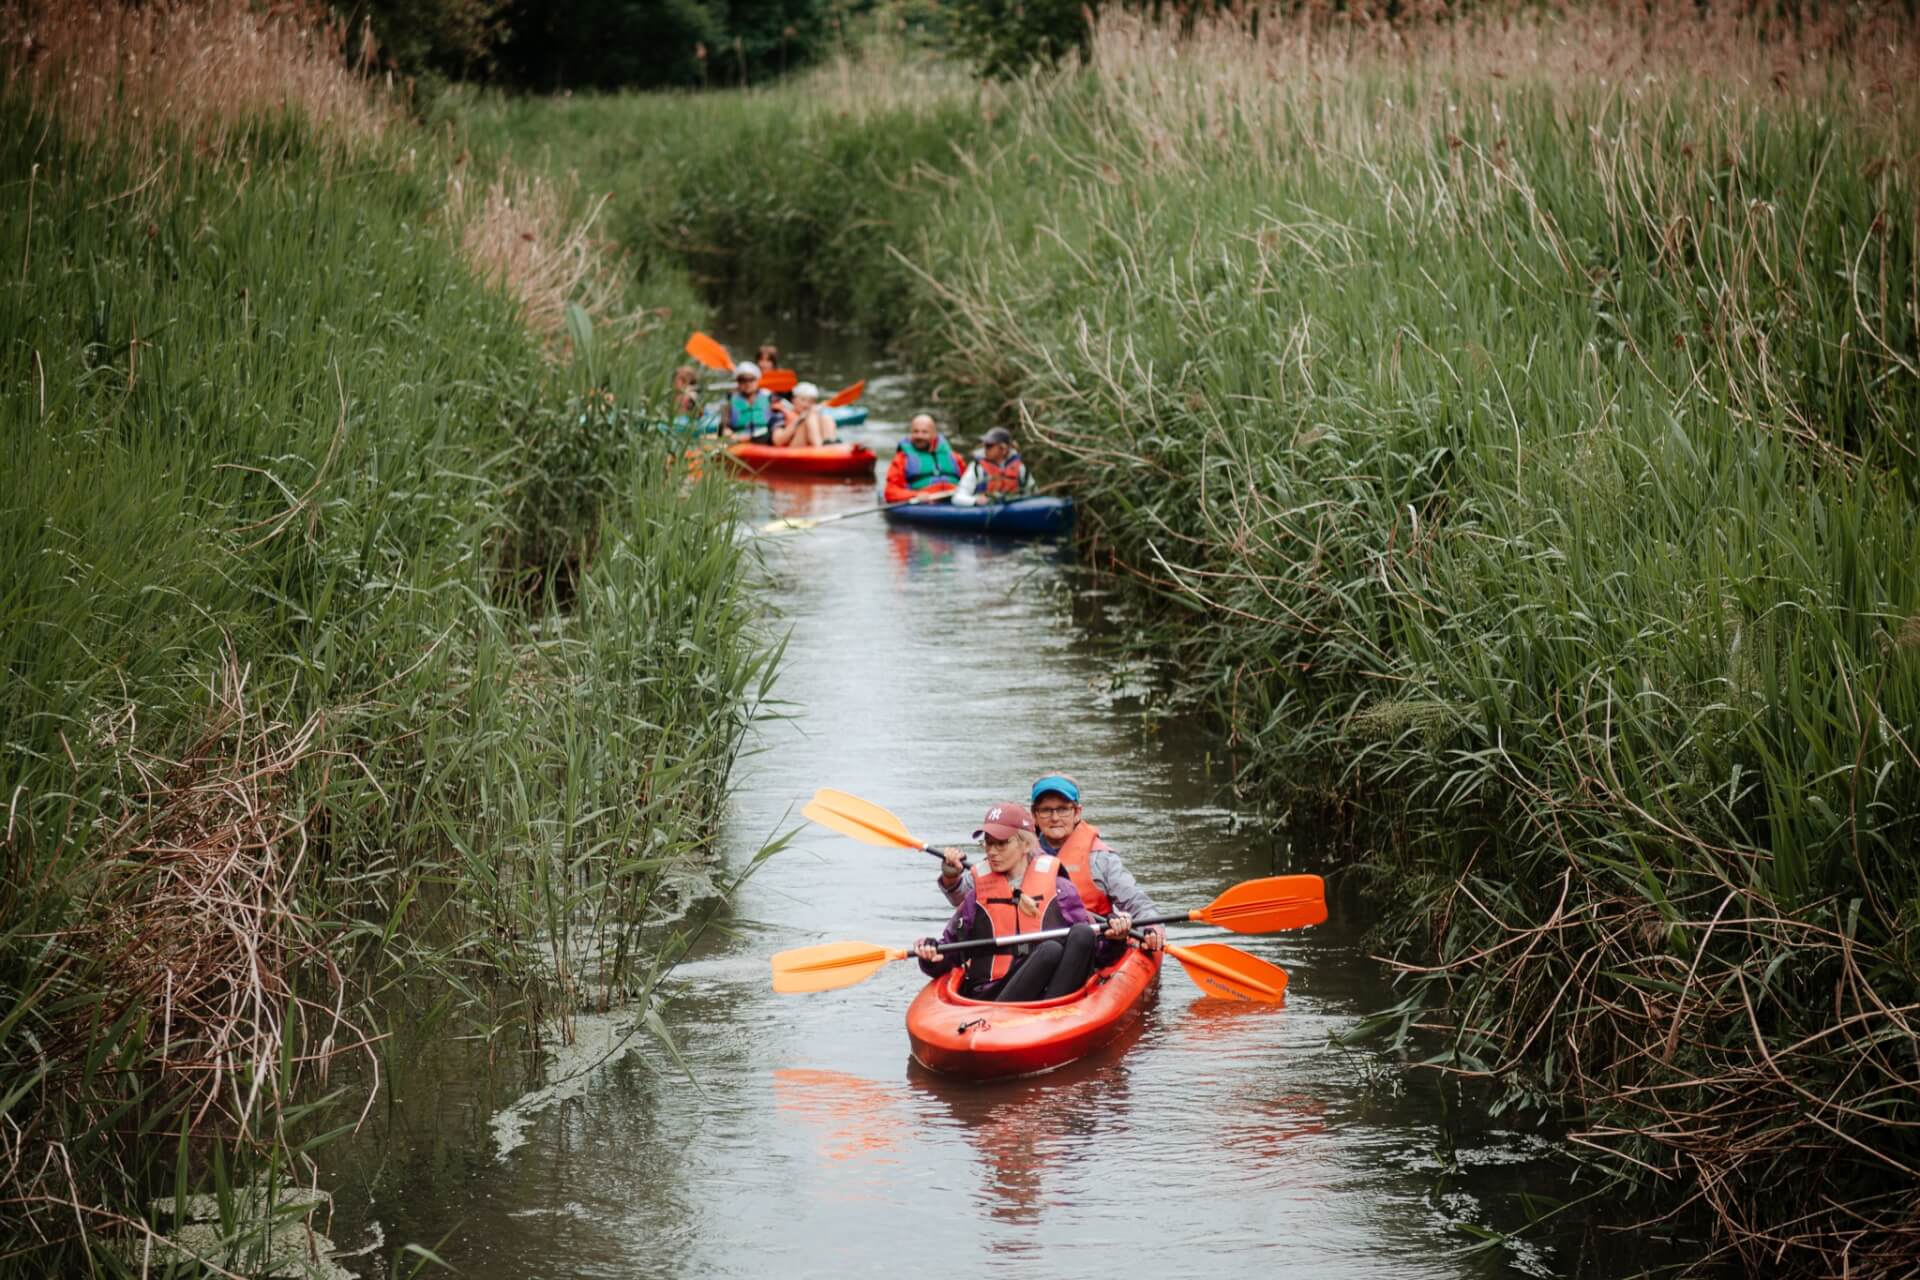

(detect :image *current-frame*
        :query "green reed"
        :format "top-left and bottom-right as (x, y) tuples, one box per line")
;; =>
(0, 77), (771, 1273)
(477, 9), (1920, 1269)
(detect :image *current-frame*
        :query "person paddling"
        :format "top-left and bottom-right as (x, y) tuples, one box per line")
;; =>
(937, 774), (1164, 951)
(719, 361), (784, 442)
(883, 413), (963, 504)
(951, 426), (1034, 507)
(913, 804), (1131, 1002)
(770, 381), (839, 448)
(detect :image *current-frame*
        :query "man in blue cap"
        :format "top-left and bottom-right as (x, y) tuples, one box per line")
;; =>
(937, 774), (1164, 951)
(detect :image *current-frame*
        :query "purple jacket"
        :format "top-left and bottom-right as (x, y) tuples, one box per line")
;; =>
(917, 875), (1111, 985)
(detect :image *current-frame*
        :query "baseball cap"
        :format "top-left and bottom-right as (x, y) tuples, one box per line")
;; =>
(982, 426), (1014, 446)
(1029, 774), (1081, 806)
(733, 361), (761, 379)
(973, 803), (1036, 841)
(793, 381), (820, 400)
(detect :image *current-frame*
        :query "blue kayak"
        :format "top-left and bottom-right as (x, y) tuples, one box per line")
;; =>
(882, 496), (1075, 537)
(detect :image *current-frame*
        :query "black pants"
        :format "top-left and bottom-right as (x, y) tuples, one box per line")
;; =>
(995, 923), (1099, 1003)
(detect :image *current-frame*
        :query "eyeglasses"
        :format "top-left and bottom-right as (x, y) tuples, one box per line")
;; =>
(1032, 805), (1076, 819)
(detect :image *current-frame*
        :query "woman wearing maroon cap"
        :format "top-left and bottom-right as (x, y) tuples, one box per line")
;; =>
(912, 803), (1131, 1002)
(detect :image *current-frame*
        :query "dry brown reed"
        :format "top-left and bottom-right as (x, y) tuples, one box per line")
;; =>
(443, 158), (629, 353)
(1395, 855), (1920, 1271)
(0, 0), (396, 162)
(3, 654), (372, 1253)
(1082, 4), (1920, 165)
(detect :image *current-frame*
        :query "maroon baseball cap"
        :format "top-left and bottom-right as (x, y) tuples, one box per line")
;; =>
(973, 803), (1036, 841)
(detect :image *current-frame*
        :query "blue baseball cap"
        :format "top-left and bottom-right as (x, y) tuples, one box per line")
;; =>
(1030, 774), (1081, 806)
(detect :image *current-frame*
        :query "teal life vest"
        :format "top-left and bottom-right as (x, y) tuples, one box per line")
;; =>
(899, 435), (962, 489)
(728, 391), (773, 431)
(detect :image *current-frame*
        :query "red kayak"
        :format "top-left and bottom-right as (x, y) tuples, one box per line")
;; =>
(724, 441), (876, 478)
(905, 949), (1162, 1080)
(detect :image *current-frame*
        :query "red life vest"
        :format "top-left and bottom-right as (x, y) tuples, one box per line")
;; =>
(970, 854), (1063, 983)
(980, 453), (1026, 495)
(1053, 822), (1113, 915)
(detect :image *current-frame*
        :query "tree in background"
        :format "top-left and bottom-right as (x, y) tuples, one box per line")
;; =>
(946, 0), (1093, 76)
(349, 0), (840, 91)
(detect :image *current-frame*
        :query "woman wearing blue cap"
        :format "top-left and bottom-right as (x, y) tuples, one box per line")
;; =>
(936, 775), (1165, 952)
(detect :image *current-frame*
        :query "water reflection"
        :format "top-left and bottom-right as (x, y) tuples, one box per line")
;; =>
(910, 1021), (1145, 1234)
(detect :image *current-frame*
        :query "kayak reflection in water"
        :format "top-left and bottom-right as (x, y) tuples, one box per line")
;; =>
(913, 803), (1132, 1003)
(937, 774), (1166, 953)
(950, 426), (1035, 507)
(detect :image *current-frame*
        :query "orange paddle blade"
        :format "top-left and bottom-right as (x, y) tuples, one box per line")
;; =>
(685, 331), (733, 372)
(825, 379), (866, 408)
(761, 369), (799, 393)
(1191, 875), (1328, 934)
(771, 940), (910, 993)
(801, 789), (927, 851)
(1166, 942), (1289, 1003)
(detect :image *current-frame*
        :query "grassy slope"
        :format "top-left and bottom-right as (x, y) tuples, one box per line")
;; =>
(471, 12), (1920, 1272)
(1, 45), (769, 1277)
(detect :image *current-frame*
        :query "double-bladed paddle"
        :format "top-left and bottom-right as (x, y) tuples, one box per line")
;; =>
(758, 494), (949, 536)
(683, 334), (862, 407)
(686, 331), (733, 372)
(771, 927), (1290, 1003)
(801, 788), (1328, 934)
(825, 379), (866, 408)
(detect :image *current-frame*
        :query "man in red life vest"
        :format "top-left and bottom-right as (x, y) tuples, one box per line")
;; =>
(914, 803), (1131, 1001)
(951, 426), (1035, 507)
(882, 413), (964, 504)
(936, 774), (1165, 951)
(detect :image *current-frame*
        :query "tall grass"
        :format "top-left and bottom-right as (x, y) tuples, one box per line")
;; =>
(1, 2), (769, 1271)
(482, 6), (1920, 1270)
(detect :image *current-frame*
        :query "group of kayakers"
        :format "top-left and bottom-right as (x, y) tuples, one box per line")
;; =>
(677, 339), (1037, 504)
(883, 413), (1033, 507)
(911, 775), (1164, 1002)
(676, 344), (844, 449)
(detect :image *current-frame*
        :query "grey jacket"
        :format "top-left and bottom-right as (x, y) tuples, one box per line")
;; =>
(938, 836), (1161, 921)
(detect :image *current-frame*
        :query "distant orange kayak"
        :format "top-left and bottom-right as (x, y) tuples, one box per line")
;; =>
(724, 441), (877, 478)
(906, 949), (1162, 1080)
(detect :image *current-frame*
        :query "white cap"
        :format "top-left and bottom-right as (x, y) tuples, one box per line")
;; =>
(793, 382), (820, 400)
(733, 361), (760, 379)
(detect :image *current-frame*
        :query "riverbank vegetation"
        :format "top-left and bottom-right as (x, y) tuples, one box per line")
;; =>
(1, 2), (772, 1271)
(469, 6), (1918, 1271)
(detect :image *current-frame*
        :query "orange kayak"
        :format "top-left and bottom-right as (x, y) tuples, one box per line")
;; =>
(724, 441), (877, 477)
(905, 949), (1162, 1080)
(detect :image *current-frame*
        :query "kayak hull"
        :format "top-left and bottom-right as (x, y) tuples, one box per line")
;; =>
(882, 496), (1075, 537)
(724, 441), (877, 477)
(826, 405), (869, 428)
(906, 949), (1161, 1080)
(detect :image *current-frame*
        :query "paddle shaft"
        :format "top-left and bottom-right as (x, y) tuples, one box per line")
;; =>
(927, 912), (1163, 958)
(808, 496), (949, 529)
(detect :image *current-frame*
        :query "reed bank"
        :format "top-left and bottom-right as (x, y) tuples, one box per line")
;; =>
(0, 4), (777, 1272)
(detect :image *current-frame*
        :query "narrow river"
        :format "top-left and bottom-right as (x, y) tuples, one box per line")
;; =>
(328, 328), (1644, 1278)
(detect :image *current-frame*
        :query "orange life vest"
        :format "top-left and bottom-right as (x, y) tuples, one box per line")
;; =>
(980, 453), (1026, 495)
(971, 854), (1063, 983)
(1053, 822), (1113, 915)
